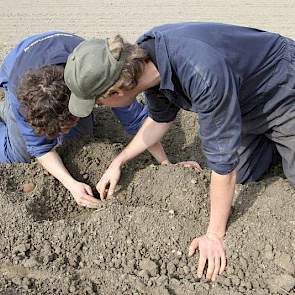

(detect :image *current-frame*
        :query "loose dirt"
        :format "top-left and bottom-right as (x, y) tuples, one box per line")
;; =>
(1, 0), (295, 293)
(0, 105), (294, 294)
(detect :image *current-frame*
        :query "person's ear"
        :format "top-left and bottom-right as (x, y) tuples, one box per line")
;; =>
(116, 89), (125, 97)
(95, 97), (102, 105)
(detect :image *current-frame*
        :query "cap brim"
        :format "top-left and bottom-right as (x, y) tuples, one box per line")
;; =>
(68, 93), (96, 118)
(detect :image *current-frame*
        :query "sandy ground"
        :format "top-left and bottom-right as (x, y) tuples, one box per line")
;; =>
(0, 0), (295, 294)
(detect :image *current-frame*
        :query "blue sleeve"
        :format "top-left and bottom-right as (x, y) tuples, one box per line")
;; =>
(1, 32), (85, 158)
(111, 100), (148, 135)
(6, 90), (58, 157)
(144, 87), (180, 123)
(172, 42), (241, 174)
(0, 31), (60, 89)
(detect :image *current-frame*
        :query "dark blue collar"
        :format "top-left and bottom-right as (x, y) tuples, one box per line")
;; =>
(137, 31), (174, 92)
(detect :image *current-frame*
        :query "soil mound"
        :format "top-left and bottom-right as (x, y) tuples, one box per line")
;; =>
(0, 109), (294, 294)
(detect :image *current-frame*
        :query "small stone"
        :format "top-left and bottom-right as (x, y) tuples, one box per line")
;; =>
(168, 210), (175, 215)
(183, 266), (190, 275)
(93, 259), (100, 265)
(54, 246), (61, 255)
(138, 270), (150, 281)
(153, 286), (170, 295)
(231, 252), (238, 260)
(22, 183), (35, 193)
(238, 286), (246, 293)
(170, 277), (181, 287)
(167, 262), (176, 275)
(242, 281), (252, 289)
(22, 277), (33, 290)
(218, 277), (231, 287)
(147, 280), (153, 287)
(176, 251), (182, 256)
(226, 265), (235, 274)
(82, 173), (89, 180)
(252, 250), (260, 260)
(69, 284), (76, 293)
(12, 244), (30, 255)
(139, 258), (159, 277)
(264, 244), (274, 260)
(127, 259), (136, 273)
(268, 274), (295, 292)
(202, 283), (210, 290)
(252, 279), (260, 289)
(133, 277), (146, 292)
(275, 253), (295, 274)
(231, 275), (240, 286)
(156, 275), (168, 286)
(237, 269), (245, 280)
(239, 257), (248, 269)
(12, 277), (22, 285)
(191, 179), (197, 184)
(23, 257), (38, 268)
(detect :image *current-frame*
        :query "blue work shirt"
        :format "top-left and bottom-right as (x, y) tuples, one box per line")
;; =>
(137, 22), (289, 175)
(0, 32), (147, 158)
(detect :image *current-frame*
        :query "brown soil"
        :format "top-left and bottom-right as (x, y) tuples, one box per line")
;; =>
(0, 106), (294, 295)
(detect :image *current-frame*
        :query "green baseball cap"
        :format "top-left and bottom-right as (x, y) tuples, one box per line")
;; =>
(64, 38), (126, 117)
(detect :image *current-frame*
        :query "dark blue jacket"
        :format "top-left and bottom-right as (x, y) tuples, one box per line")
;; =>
(0, 32), (147, 158)
(137, 22), (288, 174)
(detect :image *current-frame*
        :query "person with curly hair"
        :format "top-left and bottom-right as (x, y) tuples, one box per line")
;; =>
(0, 31), (175, 208)
(65, 23), (295, 281)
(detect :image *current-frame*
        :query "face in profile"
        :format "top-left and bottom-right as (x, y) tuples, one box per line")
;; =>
(96, 89), (137, 108)
(60, 116), (79, 134)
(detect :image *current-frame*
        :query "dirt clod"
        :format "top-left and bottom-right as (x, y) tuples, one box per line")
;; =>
(22, 182), (35, 193)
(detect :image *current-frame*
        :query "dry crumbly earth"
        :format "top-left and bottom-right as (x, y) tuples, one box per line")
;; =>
(0, 99), (294, 294)
(1, 0), (295, 294)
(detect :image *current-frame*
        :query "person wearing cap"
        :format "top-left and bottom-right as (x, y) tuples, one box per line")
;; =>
(0, 31), (174, 208)
(68, 23), (295, 280)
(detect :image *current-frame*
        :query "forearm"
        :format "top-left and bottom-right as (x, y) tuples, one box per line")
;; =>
(37, 150), (75, 190)
(114, 117), (172, 166)
(207, 170), (236, 238)
(147, 142), (169, 164)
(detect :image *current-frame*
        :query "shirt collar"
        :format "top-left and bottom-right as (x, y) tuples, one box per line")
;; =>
(137, 31), (175, 91)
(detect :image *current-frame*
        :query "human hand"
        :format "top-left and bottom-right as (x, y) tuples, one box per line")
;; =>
(96, 163), (121, 200)
(188, 232), (226, 281)
(176, 161), (202, 172)
(68, 180), (100, 208)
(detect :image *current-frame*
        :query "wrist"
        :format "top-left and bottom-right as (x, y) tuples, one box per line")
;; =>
(62, 177), (77, 191)
(206, 229), (225, 239)
(112, 153), (127, 168)
(160, 159), (171, 165)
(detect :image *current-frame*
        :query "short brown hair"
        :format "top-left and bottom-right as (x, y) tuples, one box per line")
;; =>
(17, 65), (78, 138)
(101, 35), (149, 98)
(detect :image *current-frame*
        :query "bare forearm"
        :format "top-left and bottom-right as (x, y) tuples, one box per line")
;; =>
(147, 142), (169, 164)
(37, 150), (75, 189)
(115, 117), (172, 166)
(207, 170), (236, 237)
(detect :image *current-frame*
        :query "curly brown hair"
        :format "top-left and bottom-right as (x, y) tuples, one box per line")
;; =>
(17, 65), (78, 138)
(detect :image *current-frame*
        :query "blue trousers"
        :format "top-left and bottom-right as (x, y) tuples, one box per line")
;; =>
(237, 38), (295, 187)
